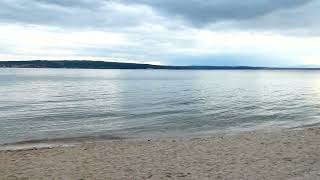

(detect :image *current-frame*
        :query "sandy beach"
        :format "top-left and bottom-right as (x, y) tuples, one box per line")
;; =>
(1, 128), (320, 179)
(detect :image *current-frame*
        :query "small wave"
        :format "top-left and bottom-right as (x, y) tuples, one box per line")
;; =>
(288, 122), (320, 130)
(0, 134), (124, 151)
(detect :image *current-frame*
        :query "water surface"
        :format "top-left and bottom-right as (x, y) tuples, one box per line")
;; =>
(1, 68), (320, 145)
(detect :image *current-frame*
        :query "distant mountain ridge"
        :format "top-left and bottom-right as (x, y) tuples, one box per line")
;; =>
(0, 60), (320, 70)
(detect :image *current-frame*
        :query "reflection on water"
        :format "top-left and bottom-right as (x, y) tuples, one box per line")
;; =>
(1, 68), (320, 144)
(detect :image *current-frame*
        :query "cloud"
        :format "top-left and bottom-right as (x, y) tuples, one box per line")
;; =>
(0, 0), (319, 66)
(0, 0), (318, 33)
(123, 0), (312, 26)
(34, 0), (102, 8)
(234, 0), (320, 35)
(0, 0), (161, 29)
(1, 0), (314, 30)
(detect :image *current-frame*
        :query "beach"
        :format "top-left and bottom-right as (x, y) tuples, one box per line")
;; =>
(1, 128), (320, 179)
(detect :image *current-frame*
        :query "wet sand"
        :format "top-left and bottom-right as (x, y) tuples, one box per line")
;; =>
(1, 128), (320, 179)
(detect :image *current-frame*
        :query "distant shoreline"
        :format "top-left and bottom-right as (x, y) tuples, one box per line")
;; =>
(1, 60), (320, 70)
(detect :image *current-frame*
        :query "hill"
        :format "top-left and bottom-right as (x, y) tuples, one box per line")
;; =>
(0, 60), (319, 70)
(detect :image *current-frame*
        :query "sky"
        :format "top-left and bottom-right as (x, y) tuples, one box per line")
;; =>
(0, 0), (319, 66)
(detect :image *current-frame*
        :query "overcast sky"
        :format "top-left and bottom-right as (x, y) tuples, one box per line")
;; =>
(0, 0), (319, 66)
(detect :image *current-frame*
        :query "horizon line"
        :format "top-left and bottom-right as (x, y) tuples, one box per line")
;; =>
(0, 60), (319, 69)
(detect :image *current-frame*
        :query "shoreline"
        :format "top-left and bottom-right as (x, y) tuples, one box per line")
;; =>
(0, 127), (284, 151)
(1, 127), (320, 179)
(0, 124), (310, 152)
(0, 134), (125, 151)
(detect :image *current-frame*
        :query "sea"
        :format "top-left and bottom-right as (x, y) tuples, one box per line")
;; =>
(1, 68), (320, 145)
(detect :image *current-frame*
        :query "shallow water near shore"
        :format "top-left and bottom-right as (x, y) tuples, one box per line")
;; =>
(1, 68), (320, 145)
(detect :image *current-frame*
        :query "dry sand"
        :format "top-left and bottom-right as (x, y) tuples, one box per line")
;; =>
(1, 128), (320, 179)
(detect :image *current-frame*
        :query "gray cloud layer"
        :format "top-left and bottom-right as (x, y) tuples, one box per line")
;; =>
(0, 0), (160, 28)
(0, 0), (316, 30)
(0, 0), (318, 66)
(123, 0), (312, 26)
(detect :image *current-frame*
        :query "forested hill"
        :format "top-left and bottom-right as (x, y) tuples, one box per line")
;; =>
(0, 60), (262, 70)
(0, 60), (319, 70)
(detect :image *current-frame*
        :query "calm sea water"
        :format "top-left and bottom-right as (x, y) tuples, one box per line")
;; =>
(1, 68), (320, 145)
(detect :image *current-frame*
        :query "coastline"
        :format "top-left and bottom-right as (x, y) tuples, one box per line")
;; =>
(1, 127), (320, 179)
(0, 134), (125, 151)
